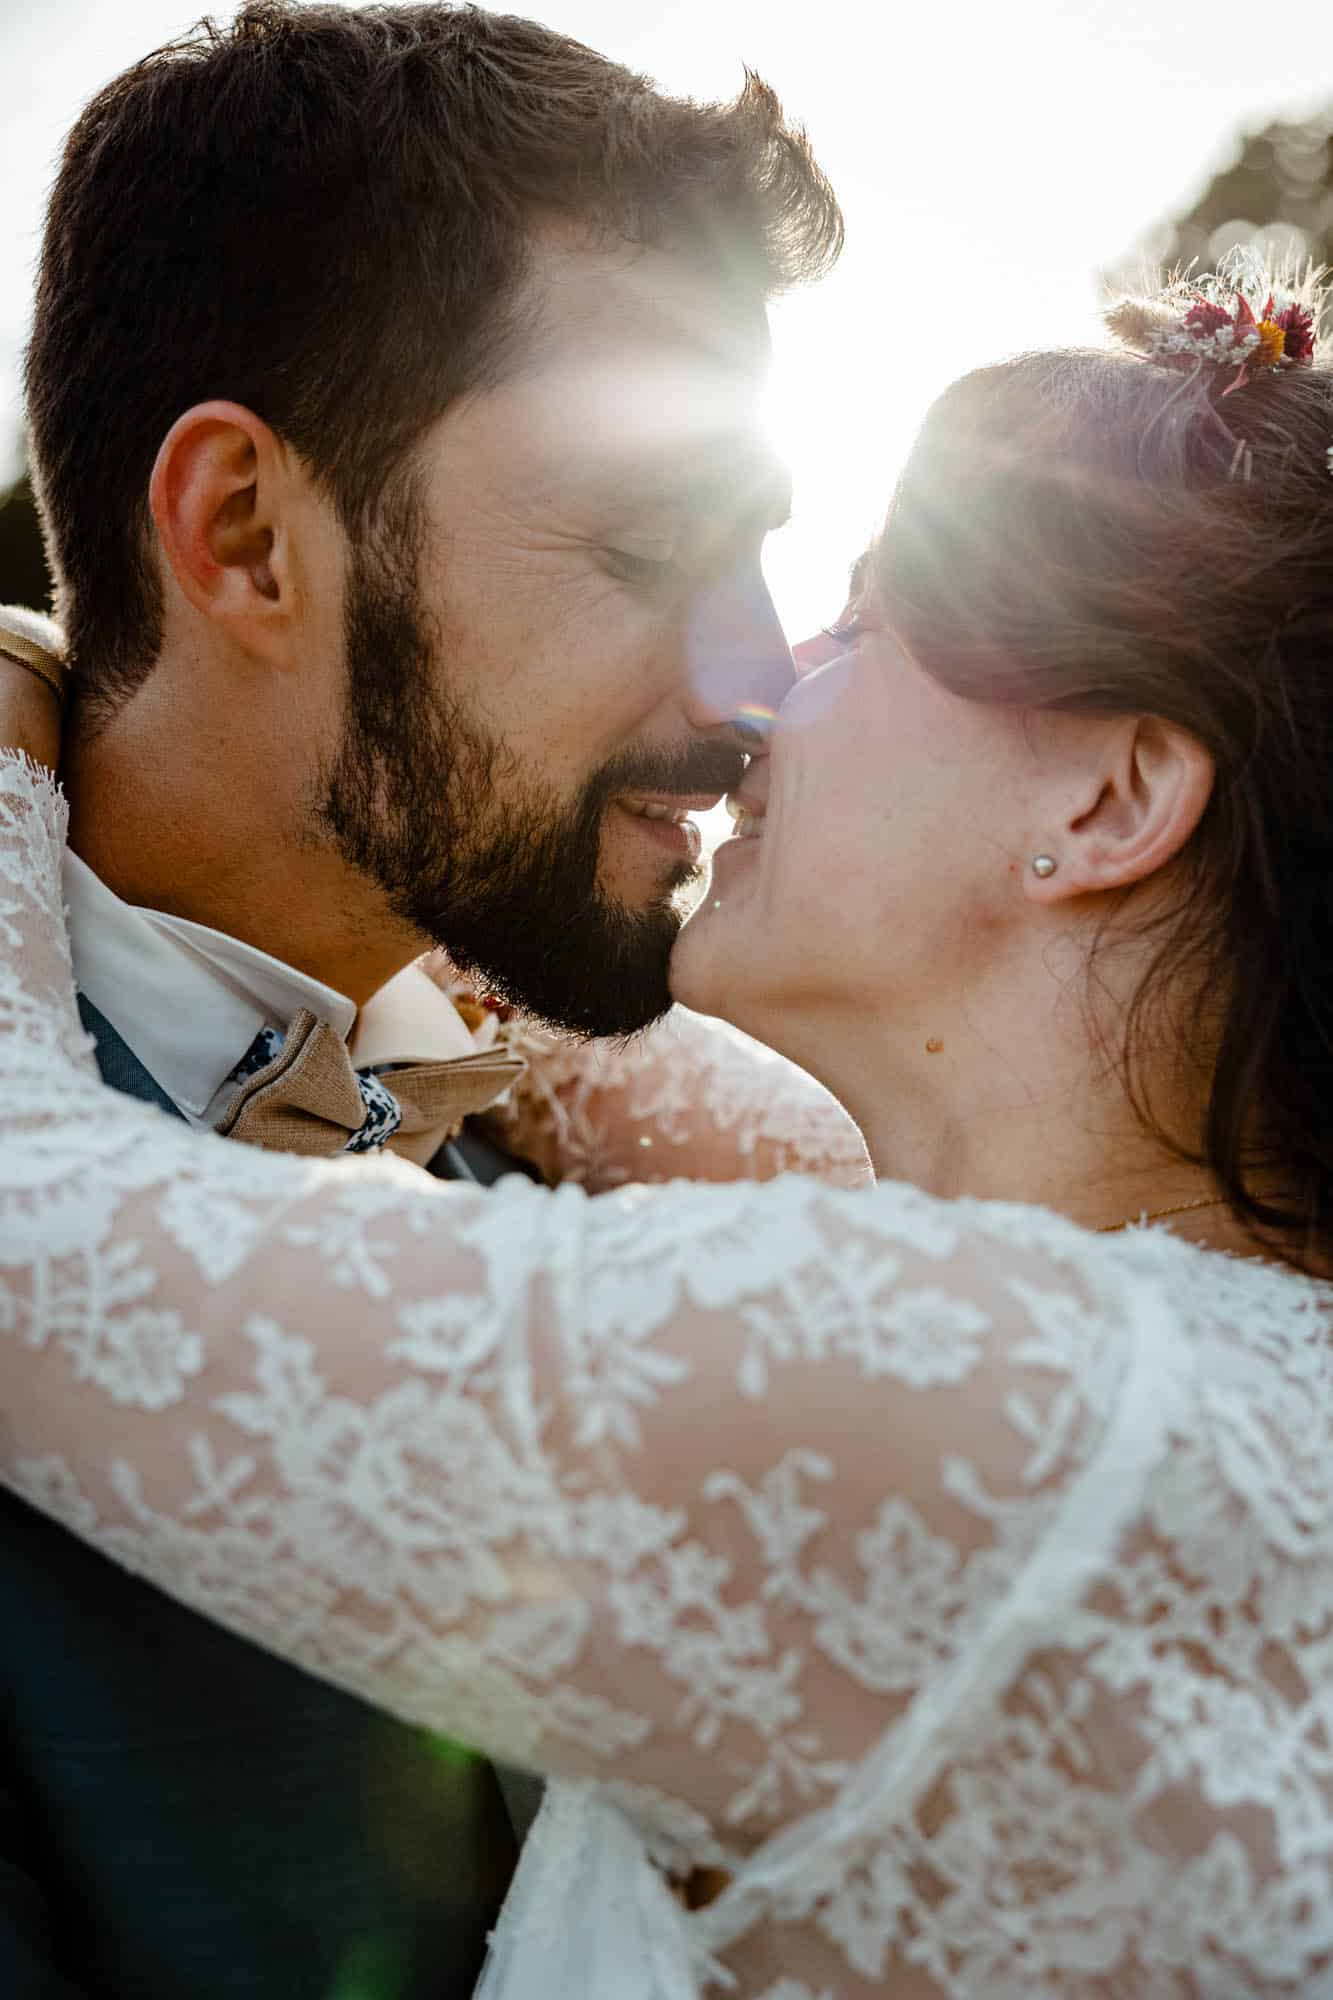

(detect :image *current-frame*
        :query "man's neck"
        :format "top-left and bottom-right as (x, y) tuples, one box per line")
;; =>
(63, 708), (425, 1009)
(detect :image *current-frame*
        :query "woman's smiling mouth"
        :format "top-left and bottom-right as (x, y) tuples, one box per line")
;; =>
(722, 783), (768, 841)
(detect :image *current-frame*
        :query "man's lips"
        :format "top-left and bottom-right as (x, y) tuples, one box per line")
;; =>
(618, 791), (726, 819)
(615, 793), (716, 864)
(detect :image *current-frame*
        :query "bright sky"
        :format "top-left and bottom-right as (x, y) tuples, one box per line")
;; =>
(3, 0), (1330, 637)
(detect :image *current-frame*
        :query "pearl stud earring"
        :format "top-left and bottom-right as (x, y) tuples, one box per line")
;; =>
(1031, 854), (1058, 879)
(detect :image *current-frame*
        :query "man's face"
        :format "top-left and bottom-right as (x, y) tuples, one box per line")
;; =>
(316, 234), (794, 1036)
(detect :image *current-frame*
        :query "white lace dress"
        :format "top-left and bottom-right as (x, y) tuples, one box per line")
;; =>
(2, 754), (1332, 1999)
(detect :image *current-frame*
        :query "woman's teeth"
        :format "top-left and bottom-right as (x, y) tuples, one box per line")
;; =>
(724, 797), (765, 839)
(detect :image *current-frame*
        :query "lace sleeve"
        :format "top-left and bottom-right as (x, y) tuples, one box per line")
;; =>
(457, 999), (873, 1192)
(10, 756), (1313, 1997)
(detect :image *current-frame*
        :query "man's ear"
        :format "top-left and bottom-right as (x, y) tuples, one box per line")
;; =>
(148, 401), (296, 664)
(1025, 714), (1215, 903)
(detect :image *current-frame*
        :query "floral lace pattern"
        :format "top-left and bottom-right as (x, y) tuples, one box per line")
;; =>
(1, 755), (1332, 1996)
(422, 956), (874, 1195)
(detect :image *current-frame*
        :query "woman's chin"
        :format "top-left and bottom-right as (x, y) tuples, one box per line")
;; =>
(666, 932), (725, 1021)
(668, 855), (761, 1023)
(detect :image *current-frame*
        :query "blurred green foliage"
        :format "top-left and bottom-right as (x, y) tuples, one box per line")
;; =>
(325, 1935), (409, 2000)
(422, 1731), (480, 1772)
(0, 464), (51, 614)
(1128, 107), (1333, 282)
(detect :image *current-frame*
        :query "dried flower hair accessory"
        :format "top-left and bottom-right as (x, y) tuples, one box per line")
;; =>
(1106, 272), (1318, 399)
(1104, 255), (1331, 478)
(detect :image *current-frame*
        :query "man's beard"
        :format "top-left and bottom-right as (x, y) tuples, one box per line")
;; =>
(314, 480), (743, 1038)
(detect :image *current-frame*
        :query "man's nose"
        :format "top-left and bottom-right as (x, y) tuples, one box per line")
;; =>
(682, 564), (794, 734)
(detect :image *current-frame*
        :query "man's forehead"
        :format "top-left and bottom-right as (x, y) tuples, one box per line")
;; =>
(490, 332), (787, 523)
(521, 224), (774, 377)
(435, 230), (786, 521)
(562, 431), (792, 527)
(512, 262), (783, 517)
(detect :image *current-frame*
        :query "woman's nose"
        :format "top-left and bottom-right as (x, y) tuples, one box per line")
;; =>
(792, 631), (846, 676)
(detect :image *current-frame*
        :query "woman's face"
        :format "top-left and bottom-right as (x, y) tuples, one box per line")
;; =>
(669, 589), (1070, 1052)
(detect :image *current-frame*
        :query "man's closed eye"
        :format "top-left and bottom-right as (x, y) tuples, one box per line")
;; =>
(602, 546), (677, 585)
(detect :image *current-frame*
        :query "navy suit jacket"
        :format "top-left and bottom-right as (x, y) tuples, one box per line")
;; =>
(0, 997), (541, 1999)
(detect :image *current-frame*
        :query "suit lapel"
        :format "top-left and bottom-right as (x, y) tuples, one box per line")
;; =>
(77, 993), (188, 1120)
(80, 985), (546, 1856)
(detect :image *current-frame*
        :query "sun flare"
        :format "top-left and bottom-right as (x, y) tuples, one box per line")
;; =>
(758, 287), (937, 649)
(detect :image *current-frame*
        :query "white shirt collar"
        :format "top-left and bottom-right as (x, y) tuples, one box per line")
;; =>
(64, 851), (357, 1122)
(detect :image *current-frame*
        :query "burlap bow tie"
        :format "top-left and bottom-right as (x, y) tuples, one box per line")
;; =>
(215, 1007), (524, 1158)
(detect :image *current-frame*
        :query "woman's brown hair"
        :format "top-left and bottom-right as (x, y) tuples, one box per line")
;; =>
(874, 313), (1333, 1269)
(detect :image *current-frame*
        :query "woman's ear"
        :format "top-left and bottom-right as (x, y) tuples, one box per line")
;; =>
(148, 401), (295, 664)
(1026, 714), (1215, 903)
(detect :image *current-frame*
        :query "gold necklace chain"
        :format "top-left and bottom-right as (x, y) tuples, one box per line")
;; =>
(1096, 1194), (1230, 1235)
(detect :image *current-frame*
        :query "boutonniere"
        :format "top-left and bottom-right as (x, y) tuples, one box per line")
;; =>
(425, 956), (552, 1074)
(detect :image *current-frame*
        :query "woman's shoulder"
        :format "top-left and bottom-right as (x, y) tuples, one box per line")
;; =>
(1133, 1225), (1333, 1375)
(1149, 1235), (1333, 1544)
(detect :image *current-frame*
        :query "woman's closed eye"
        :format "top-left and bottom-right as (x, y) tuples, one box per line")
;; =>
(793, 603), (873, 676)
(821, 607), (868, 648)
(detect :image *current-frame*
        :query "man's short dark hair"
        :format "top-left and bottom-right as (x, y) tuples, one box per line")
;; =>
(25, 1), (841, 719)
